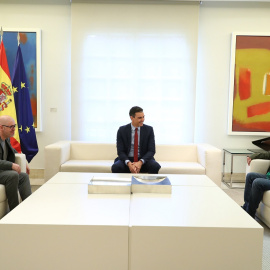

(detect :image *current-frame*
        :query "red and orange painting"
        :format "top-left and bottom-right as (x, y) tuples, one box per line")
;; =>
(229, 34), (270, 134)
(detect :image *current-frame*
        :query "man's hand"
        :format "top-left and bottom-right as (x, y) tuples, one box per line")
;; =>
(127, 162), (139, 173)
(12, 163), (21, 174)
(133, 160), (143, 173)
(26, 163), (30, 175)
(247, 157), (252, 166)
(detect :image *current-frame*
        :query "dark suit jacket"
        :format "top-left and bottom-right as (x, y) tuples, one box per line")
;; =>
(116, 123), (156, 163)
(0, 138), (17, 171)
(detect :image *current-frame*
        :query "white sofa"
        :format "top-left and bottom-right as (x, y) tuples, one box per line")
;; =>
(248, 159), (270, 228)
(45, 141), (222, 186)
(0, 153), (27, 219)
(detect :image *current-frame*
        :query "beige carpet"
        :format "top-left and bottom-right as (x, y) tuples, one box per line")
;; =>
(31, 185), (41, 193)
(222, 185), (270, 270)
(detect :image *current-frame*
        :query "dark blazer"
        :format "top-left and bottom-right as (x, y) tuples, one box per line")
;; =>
(0, 138), (17, 171)
(116, 123), (156, 163)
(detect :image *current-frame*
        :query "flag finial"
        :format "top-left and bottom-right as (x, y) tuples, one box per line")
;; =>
(17, 32), (20, 46)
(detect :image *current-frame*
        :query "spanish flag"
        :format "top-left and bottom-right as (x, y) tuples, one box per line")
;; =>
(0, 40), (21, 152)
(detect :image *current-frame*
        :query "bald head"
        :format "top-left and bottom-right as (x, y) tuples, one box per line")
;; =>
(0, 115), (16, 140)
(0, 115), (15, 126)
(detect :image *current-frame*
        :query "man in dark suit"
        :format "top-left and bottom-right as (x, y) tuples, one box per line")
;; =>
(111, 106), (161, 174)
(0, 115), (32, 212)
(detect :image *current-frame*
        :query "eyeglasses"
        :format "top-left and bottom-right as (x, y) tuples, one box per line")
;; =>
(2, 124), (16, 129)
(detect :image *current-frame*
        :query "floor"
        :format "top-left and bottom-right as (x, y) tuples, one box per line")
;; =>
(221, 181), (245, 206)
(31, 185), (41, 193)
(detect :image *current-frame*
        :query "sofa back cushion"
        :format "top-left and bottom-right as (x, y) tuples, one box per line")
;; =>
(70, 143), (117, 160)
(155, 144), (198, 162)
(69, 142), (198, 162)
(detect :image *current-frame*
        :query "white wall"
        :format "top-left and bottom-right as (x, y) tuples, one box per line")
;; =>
(195, 1), (270, 172)
(1, 1), (270, 170)
(0, 3), (71, 169)
(195, 1), (270, 150)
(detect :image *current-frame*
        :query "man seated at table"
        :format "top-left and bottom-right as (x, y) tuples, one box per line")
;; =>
(111, 106), (161, 174)
(0, 115), (31, 212)
(242, 152), (270, 218)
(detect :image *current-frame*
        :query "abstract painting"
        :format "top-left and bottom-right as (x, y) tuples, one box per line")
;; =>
(3, 29), (41, 131)
(228, 33), (270, 135)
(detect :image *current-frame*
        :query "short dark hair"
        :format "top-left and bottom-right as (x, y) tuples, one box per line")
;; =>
(129, 106), (143, 117)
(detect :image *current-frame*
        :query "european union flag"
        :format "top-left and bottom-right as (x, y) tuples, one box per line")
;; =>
(12, 45), (38, 162)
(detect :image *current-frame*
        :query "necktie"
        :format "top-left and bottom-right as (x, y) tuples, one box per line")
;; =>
(134, 128), (138, 162)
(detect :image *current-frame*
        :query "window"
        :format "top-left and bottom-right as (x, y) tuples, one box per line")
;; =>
(71, 3), (199, 144)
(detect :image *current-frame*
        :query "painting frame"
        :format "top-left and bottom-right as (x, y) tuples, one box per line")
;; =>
(3, 28), (42, 132)
(228, 32), (270, 136)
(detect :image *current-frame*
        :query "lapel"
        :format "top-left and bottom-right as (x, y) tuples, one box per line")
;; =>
(0, 139), (11, 161)
(6, 139), (12, 152)
(127, 124), (132, 148)
(0, 142), (3, 160)
(5, 139), (15, 162)
(139, 125), (144, 149)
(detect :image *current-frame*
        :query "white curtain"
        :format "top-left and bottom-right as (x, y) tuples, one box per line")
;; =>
(71, 2), (199, 144)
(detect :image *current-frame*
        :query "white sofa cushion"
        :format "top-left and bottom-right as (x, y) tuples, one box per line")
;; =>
(61, 160), (113, 173)
(257, 202), (270, 228)
(248, 159), (270, 175)
(61, 160), (206, 175)
(0, 185), (6, 203)
(262, 191), (270, 208)
(155, 145), (198, 162)
(70, 143), (117, 160)
(159, 162), (205, 175)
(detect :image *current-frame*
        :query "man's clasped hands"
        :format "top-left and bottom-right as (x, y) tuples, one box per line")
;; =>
(127, 160), (143, 173)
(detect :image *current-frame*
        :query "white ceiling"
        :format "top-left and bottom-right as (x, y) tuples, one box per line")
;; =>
(0, 0), (269, 5)
(0, 0), (71, 4)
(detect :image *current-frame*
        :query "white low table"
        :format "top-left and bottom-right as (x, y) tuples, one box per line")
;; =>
(0, 173), (263, 270)
(0, 178), (130, 270)
(129, 186), (262, 270)
(46, 172), (218, 187)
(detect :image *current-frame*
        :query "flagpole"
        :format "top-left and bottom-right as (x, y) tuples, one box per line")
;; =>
(17, 32), (20, 46)
(0, 27), (3, 42)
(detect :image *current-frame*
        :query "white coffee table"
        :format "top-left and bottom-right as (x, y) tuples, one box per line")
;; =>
(46, 172), (218, 187)
(129, 186), (262, 270)
(0, 173), (263, 270)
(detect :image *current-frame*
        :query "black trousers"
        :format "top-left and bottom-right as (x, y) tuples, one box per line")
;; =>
(111, 157), (161, 174)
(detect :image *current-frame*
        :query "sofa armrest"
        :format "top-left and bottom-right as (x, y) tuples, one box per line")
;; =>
(44, 141), (71, 182)
(15, 153), (26, 173)
(246, 159), (270, 175)
(197, 144), (222, 187)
